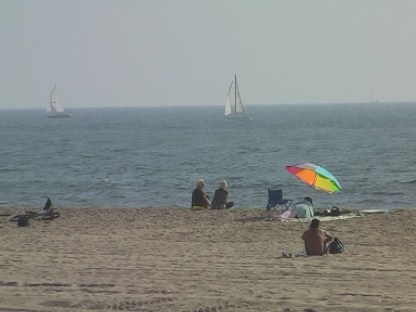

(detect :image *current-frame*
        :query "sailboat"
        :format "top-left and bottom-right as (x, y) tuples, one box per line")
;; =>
(47, 84), (71, 118)
(224, 74), (247, 118)
(371, 88), (380, 104)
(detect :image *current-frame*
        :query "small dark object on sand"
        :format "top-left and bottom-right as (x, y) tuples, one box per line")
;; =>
(17, 216), (29, 227)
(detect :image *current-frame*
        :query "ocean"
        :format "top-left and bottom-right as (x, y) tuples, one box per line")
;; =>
(0, 103), (415, 211)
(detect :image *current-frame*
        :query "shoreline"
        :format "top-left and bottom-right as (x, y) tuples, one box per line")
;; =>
(1, 208), (415, 311)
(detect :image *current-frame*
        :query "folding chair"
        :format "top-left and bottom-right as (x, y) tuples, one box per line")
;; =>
(266, 189), (293, 212)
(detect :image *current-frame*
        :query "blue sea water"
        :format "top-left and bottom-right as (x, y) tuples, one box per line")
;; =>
(0, 103), (415, 210)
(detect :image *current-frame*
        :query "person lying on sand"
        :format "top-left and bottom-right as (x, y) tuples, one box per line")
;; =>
(210, 180), (234, 209)
(191, 178), (211, 209)
(302, 218), (333, 256)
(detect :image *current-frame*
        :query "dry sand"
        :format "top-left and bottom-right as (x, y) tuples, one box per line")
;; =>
(0, 207), (415, 312)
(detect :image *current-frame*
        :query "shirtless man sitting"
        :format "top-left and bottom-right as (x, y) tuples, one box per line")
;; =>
(302, 218), (333, 256)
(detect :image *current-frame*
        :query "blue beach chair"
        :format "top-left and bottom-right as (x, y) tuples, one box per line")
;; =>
(266, 189), (293, 212)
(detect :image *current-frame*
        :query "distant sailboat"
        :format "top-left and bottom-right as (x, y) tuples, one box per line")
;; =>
(371, 89), (380, 104)
(47, 84), (71, 118)
(225, 74), (247, 118)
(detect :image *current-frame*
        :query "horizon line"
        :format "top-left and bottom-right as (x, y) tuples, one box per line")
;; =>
(1, 101), (416, 110)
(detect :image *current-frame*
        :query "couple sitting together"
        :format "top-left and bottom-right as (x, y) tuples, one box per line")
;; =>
(191, 179), (234, 209)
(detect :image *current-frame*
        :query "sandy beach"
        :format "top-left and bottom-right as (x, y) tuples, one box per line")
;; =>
(0, 207), (415, 312)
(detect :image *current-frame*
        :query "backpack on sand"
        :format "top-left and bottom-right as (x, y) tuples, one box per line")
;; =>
(324, 206), (341, 217)
(329, 237), (344, 254)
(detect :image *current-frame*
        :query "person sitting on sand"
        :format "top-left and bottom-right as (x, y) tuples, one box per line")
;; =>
(302, 218), (333, 256)
(210, 180), (234, 209)
(191, 178), (211, 209)
(292, 196), (314, 218)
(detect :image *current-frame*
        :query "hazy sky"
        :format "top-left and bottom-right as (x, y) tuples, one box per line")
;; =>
(1, 0), (416, 109)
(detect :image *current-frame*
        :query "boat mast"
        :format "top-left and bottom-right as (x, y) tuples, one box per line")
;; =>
(234, 74), (237, 116)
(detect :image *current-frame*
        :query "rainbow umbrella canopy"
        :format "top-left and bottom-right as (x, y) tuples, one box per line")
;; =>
(285, 163), (342, 194)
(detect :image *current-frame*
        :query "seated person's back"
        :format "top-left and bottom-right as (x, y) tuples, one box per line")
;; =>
(302, 218), (333, 256)
(293, 196), (314, 218)
(210, 180), (234, 209)
(191, 179), (210, 208)
(211, 188), (228, 209)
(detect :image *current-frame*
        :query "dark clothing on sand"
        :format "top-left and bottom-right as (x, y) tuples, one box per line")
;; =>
(211, 188), (234, 209)
(192, 188), (209, 208)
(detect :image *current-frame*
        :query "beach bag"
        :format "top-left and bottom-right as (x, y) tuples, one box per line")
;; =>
(324, 206), (341, 217)
(329, 237), (344, 254)
(330, 206), (341, 216)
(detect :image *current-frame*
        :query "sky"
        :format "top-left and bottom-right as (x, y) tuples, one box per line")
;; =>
(1, 0), (416, 109)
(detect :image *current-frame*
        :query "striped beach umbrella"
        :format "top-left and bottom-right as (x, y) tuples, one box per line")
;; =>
(285, 163), (342, 194)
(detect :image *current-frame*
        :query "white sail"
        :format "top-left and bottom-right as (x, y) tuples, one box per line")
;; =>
(48, 85), (64, 112)
(224, 81), (233, 116)
(234, 76), (245, 116)
(47, 84), (71, 118)
(224, 74), (246, 118)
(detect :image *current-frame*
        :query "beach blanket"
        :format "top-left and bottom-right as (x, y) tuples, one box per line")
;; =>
(274, 213), (362, 222)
